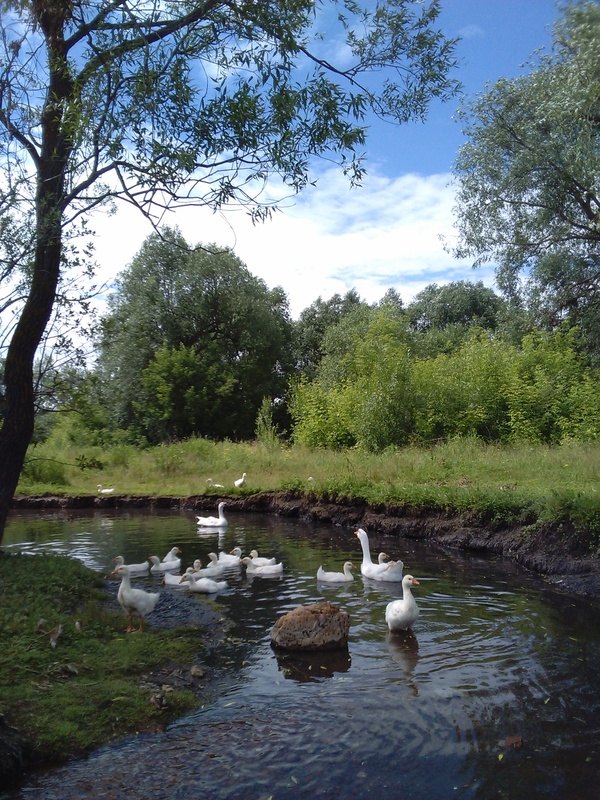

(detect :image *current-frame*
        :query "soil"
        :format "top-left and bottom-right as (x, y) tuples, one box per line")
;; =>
(3, 489), (600, 789)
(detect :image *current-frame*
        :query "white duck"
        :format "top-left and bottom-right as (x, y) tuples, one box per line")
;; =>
(162, 567), (195, 587)
(162, 546), (182, 563)
(317, 561), (355, 583)
(113, 555), (149, 576)
(196, 502), (228, 527)
(234, 472), (247, 488)
(354, 528), (404, 582)
(179, 573), (227, 594)
(241, 556), (283, 577)
(97, 484), (114, 494)
(385, 575), (420, 631)
(111, 564), (159, 633)
(192, 554), (227, 578)
(149, 555), (180, 573)
(206, 478), (224, 488)
(217, 547), (242, 567)
(248, 549), (277, 566)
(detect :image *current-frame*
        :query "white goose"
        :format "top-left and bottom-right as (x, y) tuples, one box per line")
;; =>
(196, 502), (228, 528)
(234, 472), (247, 488)
(162, 568), (195, 587)
(111, 564), (159, 633)
(149, 555), (181, 573)
(354, 528), (404, 582)
(162, 546), (182, 563)
(192, 554), (227, 578)
(206, 478), (224, 488)
(179, 573), (227, 594)
(113, 555), (149, 576)
(385, 575), (420, 631)
(97, 484), (115, 494)
(248, 549), (277, 566)
(317, 561), (355, 583)
(241, 556), (283, 577)
(217, 547), (242, 567)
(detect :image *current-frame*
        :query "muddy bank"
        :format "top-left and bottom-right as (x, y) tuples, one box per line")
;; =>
(11, 489), (600, 600)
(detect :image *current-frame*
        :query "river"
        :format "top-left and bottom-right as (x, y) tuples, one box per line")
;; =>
(2, 506), (600, 799)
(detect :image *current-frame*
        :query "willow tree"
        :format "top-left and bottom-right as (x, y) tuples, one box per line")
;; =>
(0, 0), (459, 540)
(450, 1), (600, 354)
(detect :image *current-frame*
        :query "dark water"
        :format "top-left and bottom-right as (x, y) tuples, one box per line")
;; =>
(2, 507), (600, 799)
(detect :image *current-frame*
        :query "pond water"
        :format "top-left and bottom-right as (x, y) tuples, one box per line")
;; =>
(2, 506), (600, 800)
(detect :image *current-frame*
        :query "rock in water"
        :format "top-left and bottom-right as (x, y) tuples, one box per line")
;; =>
(270, 601), (350, 651)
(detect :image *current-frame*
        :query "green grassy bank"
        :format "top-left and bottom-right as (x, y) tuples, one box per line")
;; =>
(0, 553), (225, 782)
(18, 436), (600, 553)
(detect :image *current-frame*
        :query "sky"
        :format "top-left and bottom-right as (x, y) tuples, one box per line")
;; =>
(90, 0), (560, 319)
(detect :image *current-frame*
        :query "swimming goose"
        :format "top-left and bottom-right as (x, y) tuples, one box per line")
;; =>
(192, 555), (227, 578)
(241, 557), (283, 577)
(162, 546), (182, 563)
(217, 547), (242, 567)
(162, 568), (196, 587)
(385, 575), (420, 631)
(149, 555), (181, 573)
(317, 561), (355, 583)
(179, 573), (227, 593)
(113, 555), (149, 576)
(111, 565), (159, 633)
(354, 528), (404, 582)
(196, 502), (228, 527)
(248, 549), (277, 566)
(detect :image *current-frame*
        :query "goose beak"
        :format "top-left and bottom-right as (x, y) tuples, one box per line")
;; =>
(412, 578), (420, 586)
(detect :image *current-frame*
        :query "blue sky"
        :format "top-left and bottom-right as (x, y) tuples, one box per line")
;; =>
(92, 1), (560, 318)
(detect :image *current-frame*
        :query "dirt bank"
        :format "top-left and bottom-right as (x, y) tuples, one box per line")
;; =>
(11, 489), (600, 601)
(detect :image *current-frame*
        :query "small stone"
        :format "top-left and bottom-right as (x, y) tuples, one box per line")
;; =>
(270, 601), (350, 651)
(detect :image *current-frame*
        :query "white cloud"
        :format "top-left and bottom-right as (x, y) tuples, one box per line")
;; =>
(89, 167), (494, 319)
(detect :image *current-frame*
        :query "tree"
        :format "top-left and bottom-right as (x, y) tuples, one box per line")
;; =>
(95, 228), (293, 442)
(0, 0), (459, 540)
(450, 1), (600, 348)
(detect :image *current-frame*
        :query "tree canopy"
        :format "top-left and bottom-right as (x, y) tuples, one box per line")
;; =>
(450, 0), (600, 349)
(0, 0), (460, 539)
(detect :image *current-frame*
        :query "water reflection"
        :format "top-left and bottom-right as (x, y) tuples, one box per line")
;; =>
(2, 508), (600, 799)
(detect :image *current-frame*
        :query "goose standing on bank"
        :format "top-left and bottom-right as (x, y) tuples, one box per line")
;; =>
(206, 478), (224, 488)
(196, 502), (228, 528)
(385, 575), (420, 631)
(354, 528), (404, 582)
(111, 564), (159, 633)
(97, 484), (115, 494)
(234, 472), (247, 488)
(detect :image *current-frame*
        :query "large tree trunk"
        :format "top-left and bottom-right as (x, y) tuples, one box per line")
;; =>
(0, 225), (63, 541)
(0, 2), (72, 543)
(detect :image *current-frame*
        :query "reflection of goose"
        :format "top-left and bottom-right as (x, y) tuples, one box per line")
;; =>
(241, 557), (283, 577)
(385, 575), (420, 631)
(179, 573), (227, 593)
(234, 472), (246, 488)
(149, 555), (180, 573)
(111, 565), (159, 633)
(354, 529), (404, 581)
(317, 561), (355, 583)
(218, 547), (242, 567)
(386, 629), (420, 695)
(248, 549), (277, 566)
(97, 484), (114, 494)
(196, 502), (228, 527)
(113, 555), (149, 576)
(206, 478), (224, 488)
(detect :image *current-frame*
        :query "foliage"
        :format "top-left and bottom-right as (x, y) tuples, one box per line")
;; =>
(450, 1), (600, 360)
(94, 230), (294, 442)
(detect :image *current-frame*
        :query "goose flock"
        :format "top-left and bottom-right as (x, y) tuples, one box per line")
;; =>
(111, 523), (420, 635)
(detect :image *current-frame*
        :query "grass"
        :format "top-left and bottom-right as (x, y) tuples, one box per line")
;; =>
(0, 553), (220, 764)
(16, 436), (600, 550)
